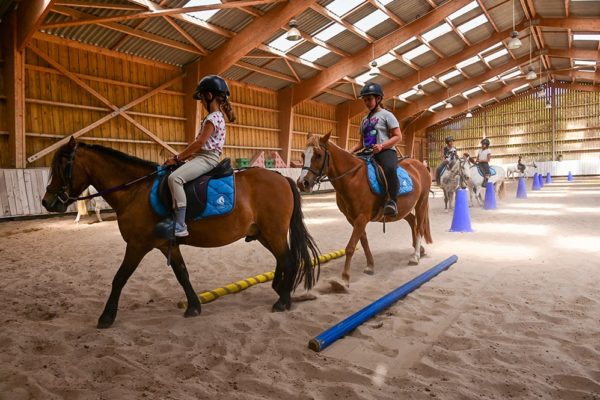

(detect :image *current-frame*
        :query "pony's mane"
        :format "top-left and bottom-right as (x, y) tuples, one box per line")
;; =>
(307, 134), (321, 148)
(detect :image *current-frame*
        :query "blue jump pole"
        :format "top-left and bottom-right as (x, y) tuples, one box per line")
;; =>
(308, 255), (458, 352)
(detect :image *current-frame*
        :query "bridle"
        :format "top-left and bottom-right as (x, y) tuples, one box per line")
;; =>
(47, 144), (159, 205)
(302, 144), (363, 184)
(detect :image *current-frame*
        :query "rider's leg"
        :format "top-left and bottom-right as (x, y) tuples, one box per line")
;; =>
(375, 149), (399, 216)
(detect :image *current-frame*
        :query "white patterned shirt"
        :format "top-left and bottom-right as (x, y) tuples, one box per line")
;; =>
(198, 111), (226, 154)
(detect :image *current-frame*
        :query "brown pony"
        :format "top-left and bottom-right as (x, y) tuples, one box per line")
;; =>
(42, 138), (319, 328)
(297, 133), (432, 286)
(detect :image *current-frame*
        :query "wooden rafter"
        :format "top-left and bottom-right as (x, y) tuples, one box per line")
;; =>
(535, 17), (600, 31)
(192, 0), (317, 76)
(54, 1), (145, 10)
(163, 16), (208, 55)
(552, 82), (599, 92)
(17, 0), (56, 51)
(40, 0), (284, 29)
(234, 61), (297, 83)
(26, 44), (181, 162)
(290, 0), (473, 106)
(309, 4), (373, 43)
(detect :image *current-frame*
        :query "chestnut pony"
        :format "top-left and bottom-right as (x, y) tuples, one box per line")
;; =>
(42, 138), (319, 328)
(297, 133), (432, 286)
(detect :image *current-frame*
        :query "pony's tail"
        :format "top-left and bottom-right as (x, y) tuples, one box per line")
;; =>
(285, 177), (321, 291)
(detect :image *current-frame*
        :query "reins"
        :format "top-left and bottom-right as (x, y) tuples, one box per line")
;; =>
(302, 144), (364, 184)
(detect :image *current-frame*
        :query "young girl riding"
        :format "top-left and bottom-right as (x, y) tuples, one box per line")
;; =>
(164, 75), (236, 237)
(477, 138), (492, 187)
(435, 136), (457, 185)
(349, 82), (401, 217)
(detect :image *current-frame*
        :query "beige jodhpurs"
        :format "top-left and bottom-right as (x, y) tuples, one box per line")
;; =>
(168, 151), (220, 209)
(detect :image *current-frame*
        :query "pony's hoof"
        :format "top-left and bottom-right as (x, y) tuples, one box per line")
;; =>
(408, 257), (419, 266)
(271, 300), (289, 312)
(363, 267), (374, 275)
(184, 307), (201, 318)
(420, 246), (426, 257)
(329, 280), (349, 293)
(97, 315), (114, 329)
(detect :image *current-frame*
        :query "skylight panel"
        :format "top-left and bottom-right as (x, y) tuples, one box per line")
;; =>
(513, 83), (529, 93)
(480, 42), (503, 55)
(300, 46), (330, 62)
(484, 76), (499, 83)
(186, 0), (221, 21)
(355, 71), (374, 85)
(501, 69), (521, 80)
(429, 101), (446, 111)
(457, 14), (488, 33)
(395, 36), (416, 50)
(422, 23), (452, 42)
(326, 0), (363, 17)
(403, 44), (430, 61)
(267, 32), (302, 53)
(574, 60), (597, 66)
(573, 34), (600, 41)
(373, 53), (396, 66)
(456, 56), (480, 69)
(315, 23), (346, 42)
(354, 10), (389, 32)
(448, 1), (478, 20)
(377, 0), (394, 5)
(399, 89), (417, 100)
(420, 78), (435, 86)
(439, 69), (461, 82)
(483, 48), (508, 63)
(463, 87), (481, 97)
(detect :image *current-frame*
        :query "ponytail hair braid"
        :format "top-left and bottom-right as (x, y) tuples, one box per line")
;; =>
(218, 95), (236, 123)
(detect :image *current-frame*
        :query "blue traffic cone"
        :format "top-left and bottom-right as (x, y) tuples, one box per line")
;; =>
(545, 172), (552, 184)
(516, 176), (527, 199)
(538, 172), (544, 188)
(483, 181), (497, 210)
(567, 171), (573, 181)
(532, 173), (541, 191)
(449, 188), (473, 232)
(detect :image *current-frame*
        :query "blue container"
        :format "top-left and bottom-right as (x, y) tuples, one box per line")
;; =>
(516, 176), (527, 199)
(483, 181), (497, 210)
(449, 188), (473, 232)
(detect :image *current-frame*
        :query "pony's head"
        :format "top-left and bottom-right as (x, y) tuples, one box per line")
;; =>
(42, 137), (91, 212)
(296, 132), (332, 193)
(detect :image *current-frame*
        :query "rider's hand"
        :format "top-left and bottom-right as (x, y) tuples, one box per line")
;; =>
(164, 157), (178, 166)
(372, 144), (384, 154)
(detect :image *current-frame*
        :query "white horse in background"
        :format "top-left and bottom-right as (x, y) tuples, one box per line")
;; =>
(439, 154), (471, 211)
(507, 158), (537, 179)
(464, 155), (506, 207)
(75, 186), (103, 223)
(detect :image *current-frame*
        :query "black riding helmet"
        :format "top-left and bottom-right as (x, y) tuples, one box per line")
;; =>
(193, 75), (230, 100)
(445, 136), (454, 144)
(359, 82), (384, 98)
(481, 138), (490, 146)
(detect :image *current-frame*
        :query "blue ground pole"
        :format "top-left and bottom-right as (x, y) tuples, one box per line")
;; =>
(308, 255), (458, 352)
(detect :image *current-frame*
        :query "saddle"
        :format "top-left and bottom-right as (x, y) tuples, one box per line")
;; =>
(359, 156), (413, 197)
(150, 158), (235, 220)
(476, 164), (496, 177)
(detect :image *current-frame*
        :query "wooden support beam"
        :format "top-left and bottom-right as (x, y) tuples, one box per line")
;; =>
(163, 16), (208, 55)
(546, 48), (599, 60)
(535, 17), (600, 31)
(310, 4), (373, 43)
(335, 102), (351, 151)
(277, 86), (294, 166)
(345, 22), (529, 118)
(414, 80), (534, 130)
(551, 82), (599, 92)
(191, 0), (317, 76)
(41, 0), (284, 28)
(2, 10), (26, 167)
(290, 0), (473, 106)
(17, 0), (55, 51)
(54, 1), (145, 10)
(235, 60), (297, 82)
(183, 62), (201, 145)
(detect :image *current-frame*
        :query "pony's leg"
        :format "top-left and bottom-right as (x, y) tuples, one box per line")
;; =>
(95, 208), (103, 222)
(404, 212), (424, 257)
(342, 217), (368, 287)
(74, 211), (81, 223)
(97, 244), (151, 329)
(258, 237), (293, 312)
(160, 246), (201, 318)
(360, 233), (375, 275)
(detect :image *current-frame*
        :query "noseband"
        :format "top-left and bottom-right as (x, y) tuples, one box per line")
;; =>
(48, 143), (79, 204)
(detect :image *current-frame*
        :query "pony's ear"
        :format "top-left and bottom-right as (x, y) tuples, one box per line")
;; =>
(67, 136), (76, 148)
(319, 131), (332, 145)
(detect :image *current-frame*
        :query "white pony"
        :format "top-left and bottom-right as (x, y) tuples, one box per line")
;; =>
(507, 159), (537, 179)
(439, 154), (471, 211)
(464, 155), (506, 206)
(75, 186), (103, 223)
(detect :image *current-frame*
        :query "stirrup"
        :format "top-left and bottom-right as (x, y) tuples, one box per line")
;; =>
(383, 200), (397, 217)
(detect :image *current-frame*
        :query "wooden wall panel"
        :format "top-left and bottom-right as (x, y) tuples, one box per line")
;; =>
(290, 100), (337, 164)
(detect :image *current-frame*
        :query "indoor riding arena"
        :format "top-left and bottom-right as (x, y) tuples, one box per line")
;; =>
(1, 1), (599, 399)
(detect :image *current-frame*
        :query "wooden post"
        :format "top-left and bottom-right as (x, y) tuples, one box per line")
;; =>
(277, 86), (294, 166)
(183, 62), (201, 144)
(1, 10), (26, 168)
(336, 102), (351, 151)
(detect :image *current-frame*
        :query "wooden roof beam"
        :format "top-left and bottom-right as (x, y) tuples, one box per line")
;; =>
(535, 17), (600, 31)
(291, 0), (474, 106)
(310, 4), (374, 43)
(192, 0), (317, 76)
(345, 21), (529, 118)
(17, 0), (55, 51)
(414, 80), (534, 130)
(54, 1), (145, 10)
(40, 0), (284, 29)
(552, 82), (599, 92)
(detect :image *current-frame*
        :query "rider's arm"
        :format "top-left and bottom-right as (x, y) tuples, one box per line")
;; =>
(173, 121), (215, 162)
(378, 126), (401, 151)
(349, 143), (362, 153)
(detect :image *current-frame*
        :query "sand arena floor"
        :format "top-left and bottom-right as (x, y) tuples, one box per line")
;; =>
(0, 177), (599, 400)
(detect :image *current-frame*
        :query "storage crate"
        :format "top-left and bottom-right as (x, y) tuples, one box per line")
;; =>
(235, 158), (249, 168)
(264, 159), (275, 168)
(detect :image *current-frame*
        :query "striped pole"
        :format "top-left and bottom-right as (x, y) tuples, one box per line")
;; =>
(177, 249), (347, 308)
(308, 255), (458, 352)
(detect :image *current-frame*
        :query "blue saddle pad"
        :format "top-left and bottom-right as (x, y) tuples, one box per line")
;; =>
(366, 159), (413, 196)
(476, 166), (496, 177)
(150, 167), (235, 221)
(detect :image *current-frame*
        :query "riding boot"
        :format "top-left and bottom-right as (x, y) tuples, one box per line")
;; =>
(174, 207), (189, 237)
(384, 199), (398, 217)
